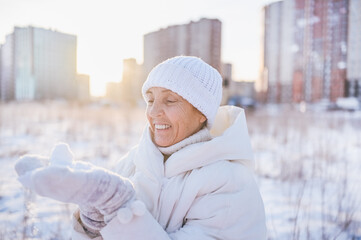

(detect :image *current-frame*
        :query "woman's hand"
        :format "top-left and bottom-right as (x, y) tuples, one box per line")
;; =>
(15, 143), (136, 231)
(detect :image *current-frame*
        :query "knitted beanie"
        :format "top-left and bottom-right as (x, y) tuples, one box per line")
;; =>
(142, 56), (223, 128)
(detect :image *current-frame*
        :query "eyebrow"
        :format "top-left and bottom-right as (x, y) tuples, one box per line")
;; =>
(146, 89), (173, 94)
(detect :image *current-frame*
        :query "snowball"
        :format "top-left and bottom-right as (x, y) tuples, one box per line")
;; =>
(50, 143), (74, 166)
(72, 161), (94, 171)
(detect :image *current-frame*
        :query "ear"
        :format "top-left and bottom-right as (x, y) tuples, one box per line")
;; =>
(199, 114), (207, 124)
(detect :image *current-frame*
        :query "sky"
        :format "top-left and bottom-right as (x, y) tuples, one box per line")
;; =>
(0, 0), (279, 96)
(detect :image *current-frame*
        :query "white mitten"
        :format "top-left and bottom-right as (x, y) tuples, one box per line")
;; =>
(14, 143), (80, 177)
(16, 143), (135, 231)
(15, 154), (49, 176)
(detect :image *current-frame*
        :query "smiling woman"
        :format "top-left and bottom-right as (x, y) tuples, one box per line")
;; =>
(15, 56), (267, 240)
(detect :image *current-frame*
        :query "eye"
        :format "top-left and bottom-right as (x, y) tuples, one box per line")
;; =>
(166, 99), (177, 104)
(147, 99), (154, 105)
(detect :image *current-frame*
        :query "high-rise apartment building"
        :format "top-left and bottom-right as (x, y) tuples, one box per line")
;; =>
(221, 63), (232, 103)
(0, 45), (2, 99)
(0, 26), (77, 101)
(347, 0), (361, 101)
(260, 0), (295, 103)
(310, 0), (348, 102)
(76, 74), (90, 102)
(106, 82), (121, 103)
(1, 33), (15, 100)
(120, 58), (143, 106)
(262, 1), (283, 103)
(143, 18), (222, 76)
(261, 0), (352, 103)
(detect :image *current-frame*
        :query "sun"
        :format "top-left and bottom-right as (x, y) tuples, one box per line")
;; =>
(77, 36), (126, 97)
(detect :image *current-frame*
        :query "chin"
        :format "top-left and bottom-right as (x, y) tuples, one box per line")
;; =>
(154, 135), (173, 147)
(156, 141), (170, 147)
(155, 137), (174, 147)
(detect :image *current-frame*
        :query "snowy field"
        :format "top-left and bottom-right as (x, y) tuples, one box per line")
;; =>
(0, 101), (360, 240)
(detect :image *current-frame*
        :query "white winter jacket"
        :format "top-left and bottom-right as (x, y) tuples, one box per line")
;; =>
(72, 106), (267, 239)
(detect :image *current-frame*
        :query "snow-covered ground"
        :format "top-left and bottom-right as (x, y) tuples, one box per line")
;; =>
(248, 106), (361, 239)
(0, 101), (360, 239)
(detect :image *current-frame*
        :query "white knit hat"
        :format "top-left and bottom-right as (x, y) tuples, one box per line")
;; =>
(142, 56), (223, 128)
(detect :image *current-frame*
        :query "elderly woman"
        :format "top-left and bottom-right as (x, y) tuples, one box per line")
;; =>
(15, 56), (267, 239)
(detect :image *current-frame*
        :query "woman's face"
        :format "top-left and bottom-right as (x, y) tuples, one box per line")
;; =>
(145, 87), (207, 147)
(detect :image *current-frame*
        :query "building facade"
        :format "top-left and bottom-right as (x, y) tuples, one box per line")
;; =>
(143, 18), (222, 76)
(0, 44), (2, 100)
(106, 82), (121, 103)
(76, 74), (90, 102)
(262, 1), (283, 103)
(0, 26), (77, 101)
(261, 0), (353, 103)
(347, 0), (361, 101)
(260, 0), (295, 103)
(1, 34), (15, 100)
(120, 58), (143, 106)
(221, 63), (233, 104)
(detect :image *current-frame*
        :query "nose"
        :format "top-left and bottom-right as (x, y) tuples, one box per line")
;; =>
(147, 100), (164, 118)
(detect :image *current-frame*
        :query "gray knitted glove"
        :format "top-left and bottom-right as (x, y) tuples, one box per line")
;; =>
(15, 143), (135, 231)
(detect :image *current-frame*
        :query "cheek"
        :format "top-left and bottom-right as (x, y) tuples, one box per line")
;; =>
(167, 109), (181, 123)
(145, 109), (155, 131)
(175, 108), (197, 131)
(167, 106), (189, 128)
(145, 109), (151, 123)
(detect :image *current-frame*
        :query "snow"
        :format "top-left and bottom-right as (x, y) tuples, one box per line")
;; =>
(336, 97), (360, 111)
(248, 108), (361, 239)
(50, 143), (74, 166)
(0, 101), (360, 239)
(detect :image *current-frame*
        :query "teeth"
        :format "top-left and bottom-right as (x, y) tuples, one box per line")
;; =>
(155, 124), (170, 130)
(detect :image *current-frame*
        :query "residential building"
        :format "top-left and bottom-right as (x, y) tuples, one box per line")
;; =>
(77, 74), (90, 101)
(261, 0), (351, 103)
(139, 18), (223, 105)
(221, 63), (232, 104)
(0, 26), (77, 101)
(0, 44), (2, 100)
(259, 0), (295, 103)
(262, 1), (283, 103)
(1, 34), (15, 100)
(143, 18), (222, 76)
(308, 0), (348, 102)
(229, 81), (255, 99)
(106, 82), (121, 103)
(347, 0), (361, 101)
(120, 58), (144, 106)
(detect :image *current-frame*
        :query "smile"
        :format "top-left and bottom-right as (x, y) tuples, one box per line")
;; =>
(155, 124), (171, 130)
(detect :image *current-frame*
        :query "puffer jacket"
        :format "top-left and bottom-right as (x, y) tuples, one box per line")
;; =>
(72, 105), (267, 239)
